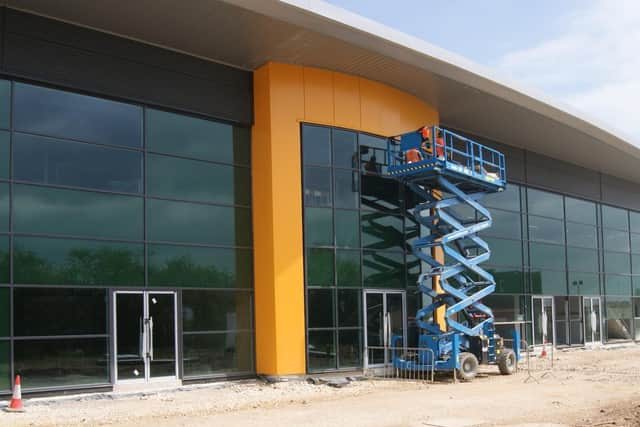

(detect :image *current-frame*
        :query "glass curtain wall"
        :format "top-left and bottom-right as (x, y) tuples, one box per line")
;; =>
(0, 79), (254, 392)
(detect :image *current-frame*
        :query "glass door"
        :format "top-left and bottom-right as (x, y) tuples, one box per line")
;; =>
(583, 297), (602, 345)
(532, 296), (555, 347)
(114, 291), (178, 383)
(363, 290), (406, 367)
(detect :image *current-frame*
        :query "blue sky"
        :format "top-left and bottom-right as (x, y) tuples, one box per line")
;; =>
(325, 0), (640, 141)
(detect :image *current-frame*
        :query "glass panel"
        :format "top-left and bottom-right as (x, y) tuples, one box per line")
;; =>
(183, 331), (253, 376)
(363, 251), (404, 288)
(308, 330), (336, 371)
(0, 287), (8, 336)
(482, 184), (520, 212)
(14, 288), (106, 336)
(528, 216), (564, 244)
(337, 289), (361, 327)
(565, 197), (597, 225)
(304, 207), (333, 247)
(15, 338), (109, 389)
(333, 129), (358, 169)
(308, 289), (334, 328)
(336, 250), (361, 287)
(303, 166), (332, 207)
(530, 269), (567, 295)
(0, 341), (9, 391)
(0, 236), (9, 283)
(604, 252), (631, 274)
(387, 293), (404, 340)
(14, 236), (144, 286)
(631, 234), (640, 254)
(338, 329), (361, 368)
(148, 244), (252, 289)
(529, 243), (565, 270)
(605, 275), (631, 295)
(148, 293), (177, 378)
(566, 222), (597, 248)
(0, 183), (7, 232)
(0, 80), (9, 130)
(602, 205), (629, 230)
(603, 228), (630, 252)
(146, 109), (250, 164)
(116, 293), (145, 381)
(13, 184), (143, 240)
(365, 293), (384, 364)
(147, 199), (251, 247)
(306, 248), (334, 286)
(302, 125), (331, 166)
(488, 268), (525, 293)
(484, 295), (526, 322)
(13, 133), (143, 193)
(605, 297), (632, 341)
(554, 296), (567, 346)
(362, 212), (403, 251)
(567, 247), (598, 273)
(485, 237), (522, 267)
(14, 83), (142, 148)
(630, 212), (640, 234)
(568, 272), (599, 295)
(527, 188), (563, 219)
(359, 134), (387, 175)
(334, 169), (359, 209)
(360, 175), (401, 213)
(0, 131), (9, 179)
(182, 290), (252, 332)
(147, 154), (251, 205)
(482, 209), (521, 240)
(335, 210), (360, 248)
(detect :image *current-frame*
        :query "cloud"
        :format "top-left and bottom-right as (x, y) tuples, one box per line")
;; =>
(494, 0), (640, 141)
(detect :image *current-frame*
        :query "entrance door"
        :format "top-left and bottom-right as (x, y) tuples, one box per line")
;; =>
(532, 296), (555, 347)
(114, 291), (178, 383)
(363, 290), (406, 367)
(583, 297), (602, 345)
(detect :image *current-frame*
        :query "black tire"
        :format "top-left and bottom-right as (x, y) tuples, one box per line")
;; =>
(498, 349), (517, 375)
(457, 352), (479, 381)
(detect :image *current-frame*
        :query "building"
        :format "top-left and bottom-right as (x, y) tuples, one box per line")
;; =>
(0, 0), (639, 394)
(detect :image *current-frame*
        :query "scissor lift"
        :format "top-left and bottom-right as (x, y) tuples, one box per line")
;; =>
(386, 126), (520, 380)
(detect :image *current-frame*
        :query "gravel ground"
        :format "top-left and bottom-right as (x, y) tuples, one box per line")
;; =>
(3, 345), (640, 427)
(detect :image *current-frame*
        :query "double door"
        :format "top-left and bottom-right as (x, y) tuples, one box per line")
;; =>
(363, 290), (406, 367)
(583, 297), (602, 345)
(113, 291), (178, 383)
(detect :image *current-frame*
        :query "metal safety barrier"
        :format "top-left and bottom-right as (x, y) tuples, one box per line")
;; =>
(364, 345), (435, 383)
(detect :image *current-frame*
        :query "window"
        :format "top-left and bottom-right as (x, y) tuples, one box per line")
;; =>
(304, 208), (333, 247)
(529, 242), (565, 270)
(527, 188), (563, 219)
(0, 80), (10, 130)
(566, 222), (597, 249)
(0, 184), (8, 233)
(302, 125), (331, 166)
(304, 167), (332, 207)
(567, 247), (598, 273)
(0, 131), (9, 180)
(565, 197), (596, 225)
(602, 206), (629, 230)
(528, 215), (564, 244)
(482, 184), (520, 212)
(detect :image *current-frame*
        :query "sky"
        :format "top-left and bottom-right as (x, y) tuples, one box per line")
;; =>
(325, 0), (640, 142)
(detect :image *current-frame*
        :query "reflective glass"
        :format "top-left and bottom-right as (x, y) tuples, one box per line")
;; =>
(603, 228), (630, 252)
(0, 236), (8, 283)
(14, 236), (144, 286)
(359, 134), (387, 175)
(488, 268), (525, 293)
(146, 109), (250, 165)
(13, 133), (143, 193)
(605, 298), (632, 341)
(604, 252), (631, 274)
(485, 237), (522, 267)
(14, 83), (142, 148)
(0, 287), (8, 336)
(306, 248), (334, 286)
(308, 330), (336, 371)
(360, 175), (401, 213)
(483, 294), (526, 322)
(149, 244), (253, 288)
(334, 169), (359, 209)
(13, 184), (143, 240)
(0, 131), (8, 179)
(568, 272), (600, 295)
(333, 129), (358, 169)
(362, 212), (403, 251)
(602, 205), (629, 230)
(14, 288), (107, 336)
(335, 210), (360, 248)
(528, 216), (564, 244)
(302, 125), (331, 166)
(631, 234), (640, 254)
(147, 154), (251, 205)
(482, 184), (520, 212)
(565, 197), (596, 225)
(0, 184), (8, 232)
(338, 329), (361, 368)
(304, 167), (332, 207)
(527, 188), (563, 219)
(0, 341), (8, 391)
(147, 199), (251, 247)
(482, 209), (521, 240)
(336, 250), (361, 287)
(183, 331), (253, 376)
(630, 212), (640, 234)
(308, 289), (334, 328)
(0, 80), (9, 130)
(304, 208), (333, 247)
(566, 222), (597, 248)
(567, 247), (598, 273)
(182, 290), (252, 331)
(14, 338), (109, 389)
(530, 269), (567, 295)
(338, 289), (361, 327)
(633, 254), (640, 275)
(529, 243), (565, 270)
(605, 275), (631, 295)
(363, 250), (404, 287)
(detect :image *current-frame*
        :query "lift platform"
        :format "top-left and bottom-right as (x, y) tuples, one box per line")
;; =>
(385, 126), (520, 380)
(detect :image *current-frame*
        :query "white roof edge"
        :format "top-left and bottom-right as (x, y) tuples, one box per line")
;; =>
(224, 0), (640, 157)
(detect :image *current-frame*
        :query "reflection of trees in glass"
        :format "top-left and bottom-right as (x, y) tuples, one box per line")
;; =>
(14, 246), (143, 285)
(149, 255), (235, 287)
(336, 256), (359, 285)
(363, 252), (404, 287)
(0, 249), (9, 282)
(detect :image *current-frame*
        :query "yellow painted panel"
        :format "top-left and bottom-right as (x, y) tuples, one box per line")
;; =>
(303, 67), (334, 124)
(333, 72), (361, 129)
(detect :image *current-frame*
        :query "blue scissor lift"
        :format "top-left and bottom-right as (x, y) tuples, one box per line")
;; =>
(386, 126), (520, 380)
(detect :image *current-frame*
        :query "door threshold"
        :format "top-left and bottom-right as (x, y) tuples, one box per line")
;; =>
(113, 379), (182, 393)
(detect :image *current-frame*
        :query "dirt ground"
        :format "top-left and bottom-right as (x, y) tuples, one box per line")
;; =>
(3, 345), (640, 427)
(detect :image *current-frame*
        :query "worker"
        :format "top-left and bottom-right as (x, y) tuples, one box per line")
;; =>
(405, 148), (422, 163)
(434, 129), (445, 159)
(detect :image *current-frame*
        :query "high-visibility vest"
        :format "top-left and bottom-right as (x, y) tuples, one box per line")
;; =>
(406, 149), (422, 163)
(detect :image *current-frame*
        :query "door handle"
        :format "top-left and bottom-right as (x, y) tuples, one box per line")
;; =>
(139, 317), (144, 357)
(148, 316), (154, 361)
